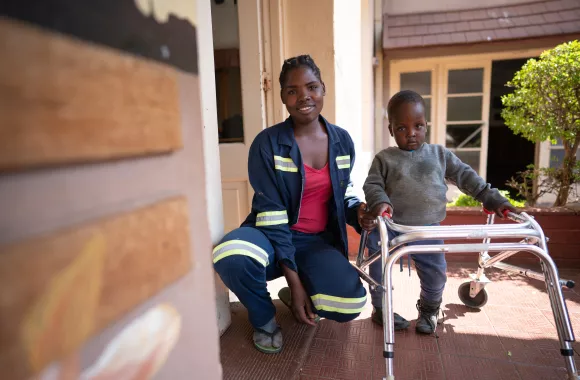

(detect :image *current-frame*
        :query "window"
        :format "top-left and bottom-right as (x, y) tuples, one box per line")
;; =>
(550, 139), (580, 168)
(398, 70), (432, 142)
(444, 68), (487, 175)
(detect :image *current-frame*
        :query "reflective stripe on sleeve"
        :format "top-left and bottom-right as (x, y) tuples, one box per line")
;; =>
(274, 156), (298, 172)
(336, 155), (351, 169)
(256, 210), (288, 226)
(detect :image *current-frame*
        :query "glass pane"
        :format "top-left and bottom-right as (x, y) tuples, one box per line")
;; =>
(550, 148), (580, 168)
(424, 97), (431, 123)
(446, 124), (482, 148)
(400, 71), (431, 95)
(216, 67), (244, 143)
(453, 150), (481, 173)
(447, 96), (483, 121)
(551, 138), (563, 146)
(448, 68), (483, 94)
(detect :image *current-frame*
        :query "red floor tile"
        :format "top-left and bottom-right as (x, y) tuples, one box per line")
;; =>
(437, 325), (507, 360)
(441, 354), (520, 380)
(495, 328), (563, 367)
(220, 263), (580, 380)
(483, 305), (557, 334)
(373, 349), (445, 380)
(220, 302), (318, 380)
(515, 363), (569, 380)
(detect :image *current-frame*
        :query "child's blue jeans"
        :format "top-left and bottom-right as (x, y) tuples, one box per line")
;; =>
(367, 224), (447, 307)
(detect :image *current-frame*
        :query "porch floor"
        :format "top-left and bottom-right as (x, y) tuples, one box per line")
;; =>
(219, 262), (580, 380)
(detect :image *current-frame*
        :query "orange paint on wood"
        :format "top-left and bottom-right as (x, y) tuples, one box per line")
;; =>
(0, 18), (183, 172)
(0, 197), (192, 380)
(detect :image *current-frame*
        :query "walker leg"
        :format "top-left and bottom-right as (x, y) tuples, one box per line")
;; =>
(467, 213), (495, 298)
(542, 261), (579, 378)
(378, 218), (395, 380)
(529, 217), (579, 379)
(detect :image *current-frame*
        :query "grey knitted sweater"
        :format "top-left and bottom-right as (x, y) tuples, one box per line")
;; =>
(363, 143), (509, 225)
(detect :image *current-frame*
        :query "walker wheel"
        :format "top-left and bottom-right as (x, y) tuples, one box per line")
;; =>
(458, 282), (488, 309)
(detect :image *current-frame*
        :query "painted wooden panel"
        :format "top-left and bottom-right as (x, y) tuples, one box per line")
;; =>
(0, 197), (192, 380)
(221, 180), (249, 234)
(0, 18), (183, 172)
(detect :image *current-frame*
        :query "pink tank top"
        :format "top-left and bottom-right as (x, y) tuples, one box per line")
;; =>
(291, 162), (332, 234)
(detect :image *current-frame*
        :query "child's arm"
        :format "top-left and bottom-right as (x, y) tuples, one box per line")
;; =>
(363, 153), (394, 217)
(444, 149), (516, 217)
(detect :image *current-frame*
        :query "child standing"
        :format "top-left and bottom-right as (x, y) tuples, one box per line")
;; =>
(363, 90), (516, 335)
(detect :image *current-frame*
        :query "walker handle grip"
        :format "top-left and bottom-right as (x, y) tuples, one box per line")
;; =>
(483, 208), (509, 218)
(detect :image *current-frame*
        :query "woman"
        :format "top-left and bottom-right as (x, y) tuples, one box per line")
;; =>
(213, 55), (374, 354)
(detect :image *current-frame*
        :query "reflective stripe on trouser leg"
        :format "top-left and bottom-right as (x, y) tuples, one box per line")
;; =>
(311, 294), (366, 314)
(213, 239), (270, 267)
(292, 232), (367, 323)
(213, 227), (277, 328)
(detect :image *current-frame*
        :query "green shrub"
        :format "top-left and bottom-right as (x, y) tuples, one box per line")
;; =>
(501, 40), (580, 206)
(447, 190), (525, 208)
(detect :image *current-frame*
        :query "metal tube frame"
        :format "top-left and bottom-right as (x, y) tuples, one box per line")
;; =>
(352, 212), (578, 380)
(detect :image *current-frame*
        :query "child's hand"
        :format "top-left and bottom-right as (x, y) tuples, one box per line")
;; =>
(494, 203), (517, 219)
(372, 203), (393, 219)
(358, 202), (377, 231)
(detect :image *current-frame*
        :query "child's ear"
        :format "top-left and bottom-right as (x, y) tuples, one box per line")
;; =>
(321, 82), (326, 95)
(388, 124), (394, 137)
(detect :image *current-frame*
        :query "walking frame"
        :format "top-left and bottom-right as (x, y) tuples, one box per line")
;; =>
(352, 210), (579, 380)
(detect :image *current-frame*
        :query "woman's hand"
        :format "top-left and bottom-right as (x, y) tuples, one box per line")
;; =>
(281, 265), (317, 326)
(358, 202), (377, 231)
(289, 282), (317, 326)
(495, 202), (517, 219)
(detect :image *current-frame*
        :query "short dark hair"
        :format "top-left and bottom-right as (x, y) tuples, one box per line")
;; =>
(387, 90), (426, 122)
(279, 55), (323, 88)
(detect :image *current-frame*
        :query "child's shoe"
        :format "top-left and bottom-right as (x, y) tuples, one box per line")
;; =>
(372, 306), (410, 330)
(415, 298), (441, 335)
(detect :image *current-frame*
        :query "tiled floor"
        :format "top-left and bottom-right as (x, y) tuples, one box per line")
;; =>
(220, 262), (580, 380)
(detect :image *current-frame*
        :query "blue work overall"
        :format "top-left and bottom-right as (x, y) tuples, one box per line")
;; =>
(213, 116), (367, 328)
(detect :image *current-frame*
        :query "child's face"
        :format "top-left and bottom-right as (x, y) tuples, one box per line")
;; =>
(389, 102), (427, 151)
(281, 66), (325, 126)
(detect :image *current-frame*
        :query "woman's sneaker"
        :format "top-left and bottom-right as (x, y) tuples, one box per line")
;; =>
(372, 307), (410, 330)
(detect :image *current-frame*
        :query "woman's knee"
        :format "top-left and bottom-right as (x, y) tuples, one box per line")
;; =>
(213, 226), (273, 287)
(310, 284), (367, 323)
(319, 311), (361, 323)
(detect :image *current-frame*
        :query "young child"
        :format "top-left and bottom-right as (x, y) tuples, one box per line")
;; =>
(363, 90), (516, 335)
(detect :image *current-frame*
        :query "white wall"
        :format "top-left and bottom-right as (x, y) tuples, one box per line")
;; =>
(384, 0), (541, 15)
(211, 0), (240, 49)
(198, 0), (231, 336)
(334, 0), (367, 199)
(282, 0), (374, 198)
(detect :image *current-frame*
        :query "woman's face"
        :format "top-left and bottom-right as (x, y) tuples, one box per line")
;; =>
(281, 66), (325, 125)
